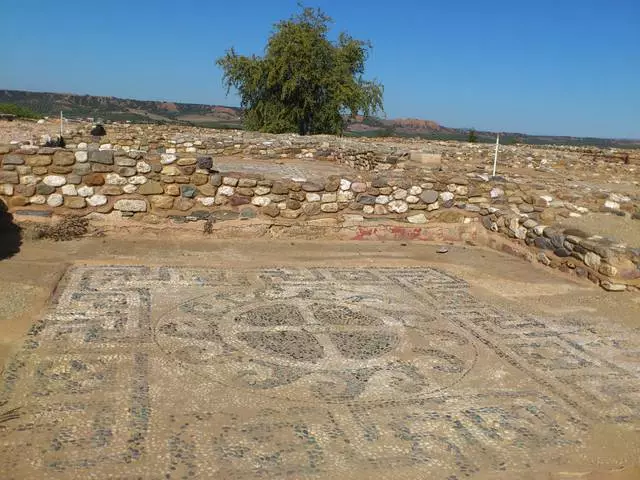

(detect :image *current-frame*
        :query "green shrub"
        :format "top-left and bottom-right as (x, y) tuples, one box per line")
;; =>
(0, 103), (40, 119)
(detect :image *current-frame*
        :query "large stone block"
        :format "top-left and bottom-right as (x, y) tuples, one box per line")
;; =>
(89, 150), (114, 165)
(114, 199), (147, 212)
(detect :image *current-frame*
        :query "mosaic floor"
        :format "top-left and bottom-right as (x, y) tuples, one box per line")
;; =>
(1, 266), (639, 479)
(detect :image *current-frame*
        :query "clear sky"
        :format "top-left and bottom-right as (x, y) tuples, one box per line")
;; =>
(1, 0), (638, 138)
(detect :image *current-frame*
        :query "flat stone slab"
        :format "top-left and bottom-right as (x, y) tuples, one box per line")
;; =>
(1, 266), (639, 478)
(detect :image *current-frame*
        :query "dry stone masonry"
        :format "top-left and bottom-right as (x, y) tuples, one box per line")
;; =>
(1, 121), (638, 291)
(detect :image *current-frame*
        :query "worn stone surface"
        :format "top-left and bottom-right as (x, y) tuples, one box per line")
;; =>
(1, 265), (638, 479)
(114, 198), (147, 212)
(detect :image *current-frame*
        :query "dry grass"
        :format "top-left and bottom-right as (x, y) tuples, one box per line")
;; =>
(34, 215), (90, 241)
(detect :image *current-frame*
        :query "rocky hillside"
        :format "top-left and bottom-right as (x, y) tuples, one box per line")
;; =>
(0, 90), (243, 128)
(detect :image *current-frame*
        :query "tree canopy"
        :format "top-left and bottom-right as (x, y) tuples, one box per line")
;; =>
(216, 6), (383, 136)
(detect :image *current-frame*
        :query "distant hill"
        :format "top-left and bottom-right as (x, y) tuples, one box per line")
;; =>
(0, 89), (243, 129)
(1, 89), (638, 149)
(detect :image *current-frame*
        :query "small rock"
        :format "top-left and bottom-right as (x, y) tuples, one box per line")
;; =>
(43, 175), (66, 187)
(114, 199), (147, 212)
(437, 246), (449, 254)
(46, 193), (64, 207)
(407, 213), (427, 224)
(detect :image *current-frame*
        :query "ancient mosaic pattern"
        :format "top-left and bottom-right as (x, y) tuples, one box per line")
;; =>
(1, 266), (639, 478)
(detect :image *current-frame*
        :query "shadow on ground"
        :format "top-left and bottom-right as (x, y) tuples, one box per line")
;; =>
(0, 201), (21, 260)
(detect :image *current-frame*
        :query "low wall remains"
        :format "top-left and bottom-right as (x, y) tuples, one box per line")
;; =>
(1, 142), (638, 292)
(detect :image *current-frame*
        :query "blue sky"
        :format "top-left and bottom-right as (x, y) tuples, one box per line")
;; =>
(1, 0), (638, 138)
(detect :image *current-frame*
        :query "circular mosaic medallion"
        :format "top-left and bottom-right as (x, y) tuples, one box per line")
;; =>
(155, 299), (477, 403)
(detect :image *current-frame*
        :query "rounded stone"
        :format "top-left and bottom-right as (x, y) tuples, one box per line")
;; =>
(105, 173), (127, 185)
(407, 213), (427, 224)
(74, 151), (88, 163)
(351, 182), (367, 193)
(252, 196), (271, 207)
(87, 194), (108, 207)
(61, 184), (77, 196)
(47, 193), (64, 207)
(321, 202), (339, 213)
(84, 173), (105, 186)
(123, 184), (137, 194)
(160, 153), (177, 165)
(388, 200), (409, 213)
(35, 183), (55, 195)
(420, 190), (439, 204)
(43, 175), (66, 187)
(77, 185), (94, 197)
(64, 196), (86, 209)
(136, 161), (152, 173)
(29, 195), (46, 205)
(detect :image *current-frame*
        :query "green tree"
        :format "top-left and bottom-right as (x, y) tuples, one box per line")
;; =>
(468, 129), (478, 143)
(216, 6), (383, 135)
(0, 103), (39, 119)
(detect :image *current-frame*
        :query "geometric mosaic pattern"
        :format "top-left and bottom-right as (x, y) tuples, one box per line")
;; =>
(1, 266), (639, 478)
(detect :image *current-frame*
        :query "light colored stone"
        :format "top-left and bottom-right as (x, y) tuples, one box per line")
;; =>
(604, 200), (620, 210)
(339, 179), (352, 191)
(407, 213), (427, 224)
(160, 153), (177, 164)
(406, 195), (420, 204)
(77, 186), (94, 197)
(20, 175), (40, 185)
(47, 193), (63, 207)
(161, 166), (181, 176)
(218, 185), (235, 196)
(223, 176), (239, 186)
(77, 142), (88, 150)
(136, 161), (152, 173)
(0, 184), (14, 195)
(123, 184), (137, 194)
(351, 182), (367, 193)
(393, 189), (408, 200)
(43, 175), (66, 187)
(321, 193), (337, 203)
(362, 205), (374, 214)
(75, 151), (88, 163)
(198, 197), (216, 207)
(254, 186), (270, 195)
(87, 194), (108, 207)
(584, 251), (601, 270)
(61, 184), (77, 196)
(374, 204), (388, 215)
(427, 202), (440, 212)
(375, 195), (390, 205)
(305, 193), (321, 202)
(252, 196), (271, 207)
(490, 187), (504, 198)
(337, 190), (354, 202)
(29, 194), (46, 204)
(601, 282), (626, 292)
(99, 143), (113, 151)
(388, 200), (409, 213)
(321, 202), (339, 213)
(105, 173), (127, 185)
(440, 192), (454, 202)
(128, 175), (148, 185)
(114, 199), (147, 212)
(409, 186), (422, 196)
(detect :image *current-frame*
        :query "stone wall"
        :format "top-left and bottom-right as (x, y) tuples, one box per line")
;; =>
(1, 141), (638, 292)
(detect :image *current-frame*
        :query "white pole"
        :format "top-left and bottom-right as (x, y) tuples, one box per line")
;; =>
(492, 133), (500, 177)
(60, 111), (63, 138)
